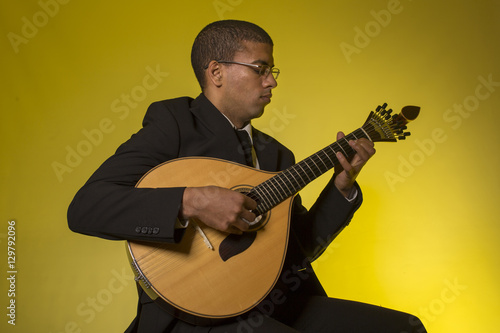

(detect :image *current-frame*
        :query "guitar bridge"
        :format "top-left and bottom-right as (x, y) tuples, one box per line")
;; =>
(130, 258), (152, 289)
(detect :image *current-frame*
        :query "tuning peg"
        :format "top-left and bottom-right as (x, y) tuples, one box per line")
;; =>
(398, 132), (411, 140)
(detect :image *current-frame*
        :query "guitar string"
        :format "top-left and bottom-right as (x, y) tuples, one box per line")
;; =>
(252, 125), (385, 214)
(134, 234), (199, 274)
(137, 130), (373, 277)
(256, 140), (343, 212)
(135, 112), (399, 282)
(138, 232), (216, 280)
(253, 129), (365, 213)
(257, 108), (401, 214)
(252, 122), (383, 212)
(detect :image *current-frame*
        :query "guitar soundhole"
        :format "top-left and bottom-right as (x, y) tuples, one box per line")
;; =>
(231, 185), (270, 232)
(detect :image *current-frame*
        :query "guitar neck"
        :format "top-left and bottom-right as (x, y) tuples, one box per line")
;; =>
(249, 128), (368, 215)
(248, 103), (420, 216)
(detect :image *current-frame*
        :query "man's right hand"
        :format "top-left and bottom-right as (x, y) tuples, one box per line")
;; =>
(180, 186), (257, 234)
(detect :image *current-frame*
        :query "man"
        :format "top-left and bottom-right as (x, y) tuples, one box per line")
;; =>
(68, 20), (426, 332)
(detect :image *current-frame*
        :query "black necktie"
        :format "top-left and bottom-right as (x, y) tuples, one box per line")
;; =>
(235, 129), (255, 167)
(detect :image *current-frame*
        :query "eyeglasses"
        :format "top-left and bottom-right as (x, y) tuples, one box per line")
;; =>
(217, 61), (280, 80)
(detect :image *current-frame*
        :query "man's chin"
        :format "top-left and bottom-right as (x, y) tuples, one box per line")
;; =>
(253, 108), (265, 120)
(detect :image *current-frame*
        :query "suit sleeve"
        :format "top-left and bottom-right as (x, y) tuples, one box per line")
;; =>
(291, 179), (362, 261)
(67, 101), (187, 243)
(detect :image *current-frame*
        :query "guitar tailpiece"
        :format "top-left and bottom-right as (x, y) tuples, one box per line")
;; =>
(131, 260), (152, 289)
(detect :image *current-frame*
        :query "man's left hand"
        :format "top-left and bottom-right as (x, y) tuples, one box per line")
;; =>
(334, 131), (376, 198)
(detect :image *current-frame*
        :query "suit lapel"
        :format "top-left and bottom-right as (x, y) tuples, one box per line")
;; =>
(252, 128), (279, 172)
(188, 94), (282, 171)
(189, 94), (249, 166)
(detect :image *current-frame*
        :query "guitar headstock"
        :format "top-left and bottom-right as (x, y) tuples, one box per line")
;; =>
(362, 103), (420, 143)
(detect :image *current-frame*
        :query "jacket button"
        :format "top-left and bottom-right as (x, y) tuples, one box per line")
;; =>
(153, 227), (160, 234)
(135, 227), (142, 233)
(141, 227), (148, 234)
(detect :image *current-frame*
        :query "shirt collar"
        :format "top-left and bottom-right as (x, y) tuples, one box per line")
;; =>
(219, 112), (253, 143)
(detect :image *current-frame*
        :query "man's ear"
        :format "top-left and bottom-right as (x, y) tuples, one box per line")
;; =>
(206, 60), (223, 88)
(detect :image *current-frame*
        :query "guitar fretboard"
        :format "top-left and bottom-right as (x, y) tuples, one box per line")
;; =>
(245, 103), (418, 216)
(248, 128), (369, 215)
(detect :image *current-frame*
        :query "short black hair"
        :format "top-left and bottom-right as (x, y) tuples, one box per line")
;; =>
(191, 20), (273, 90)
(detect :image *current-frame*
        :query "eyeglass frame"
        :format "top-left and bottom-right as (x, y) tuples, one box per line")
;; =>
(214, 61), (280, 80)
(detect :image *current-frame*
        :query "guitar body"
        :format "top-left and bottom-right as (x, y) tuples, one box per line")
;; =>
(125, 103), (420, 325)
(127, 157), (293, 325)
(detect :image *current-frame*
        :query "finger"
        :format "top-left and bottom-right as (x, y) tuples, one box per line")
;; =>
(362, 141), (376, 157)
(240, 210), (257, 224)
(229, 225), (244, 235)
(336, 151), (354, 176)
(348, 140), (370, 163)
(349, 139), (375, 163)
(336, 131), (345, 141)
(356, 138), (376, 154)
(242, 195), (257, 210)
(231, 218), (250, 233)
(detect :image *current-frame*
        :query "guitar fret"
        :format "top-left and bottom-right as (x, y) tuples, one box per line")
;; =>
(251, 124), (385, 214)
(308, 157), (321, 178)
(269, 177), (287, 200)
(253, 186), (272, 212)
(359, 126), (372, 141)
(335, 141), (348, 157)
(266, 178), (284, 202)
(311, 153), (326, 172)
(260, 175), (287, 209)
(261, 181), (279, 207)
(281, 170), (300, 195)
(278, 172), (295, 197)
(303, 159), (317, 180)
(288, 166), (307, 190)
(266, 178), (285, 204)
(264, 180), (279, 207)
(297, 163), (312, 182)
(297, 162), (312, 184)
(327, 145), (339, 159)
(262, 177), (283, 207)
(317, 149), (333, 169)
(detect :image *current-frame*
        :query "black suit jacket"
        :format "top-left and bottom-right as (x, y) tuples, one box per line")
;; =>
(68, 94), (362, 331)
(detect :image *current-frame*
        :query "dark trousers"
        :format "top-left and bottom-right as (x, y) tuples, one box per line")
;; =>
(131, 295), (427, 333)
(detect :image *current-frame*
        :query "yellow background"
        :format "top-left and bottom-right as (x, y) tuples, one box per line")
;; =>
(1, 0), (499, 332)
